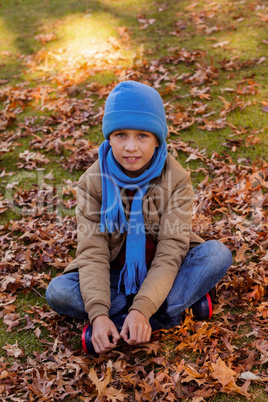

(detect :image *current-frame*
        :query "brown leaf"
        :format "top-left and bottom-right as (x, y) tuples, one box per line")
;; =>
(34, 327), (41, 338)
(199, 118), (226, 131)
(18, 314), (35, 331)
(3, 341), (24, 357)
(89, 367), (128, 401)
(254, 339), (268, 364)
(34, 33), (57, 44)
(235, 243), (250, 262)
(3, 313), (21, 332)
(211, 357), (238, 386)
(245, 134), (261, 147)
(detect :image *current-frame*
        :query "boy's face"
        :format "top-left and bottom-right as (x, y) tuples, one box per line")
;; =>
(109, 129), (159, 178)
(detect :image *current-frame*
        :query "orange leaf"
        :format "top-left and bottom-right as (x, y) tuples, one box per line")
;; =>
(235, 243), (249, 263)
(211, 357), (237, 387)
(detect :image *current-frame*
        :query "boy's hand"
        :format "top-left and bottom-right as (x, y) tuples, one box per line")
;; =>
(92, 315), (121, 354)
(120, 310), (151, 345)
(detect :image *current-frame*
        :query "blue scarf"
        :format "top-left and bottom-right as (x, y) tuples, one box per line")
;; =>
(98, 140), (167, 295)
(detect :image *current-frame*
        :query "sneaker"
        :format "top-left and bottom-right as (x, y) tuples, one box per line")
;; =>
(82, 323), (94, 354)
(190, 292), (213, 320)
(82, 313), (127, 354)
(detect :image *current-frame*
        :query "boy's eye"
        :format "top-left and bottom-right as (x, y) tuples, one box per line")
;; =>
(116, 132), (126, 138)
(139, 133), (148, 138)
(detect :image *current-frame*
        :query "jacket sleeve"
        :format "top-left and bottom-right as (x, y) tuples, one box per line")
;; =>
(76, 174), (111, 323)
(130, 172), (194, 320)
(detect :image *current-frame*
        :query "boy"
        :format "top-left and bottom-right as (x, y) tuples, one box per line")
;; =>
(46, 81), (232, 354)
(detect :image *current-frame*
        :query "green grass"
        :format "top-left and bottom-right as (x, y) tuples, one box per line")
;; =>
(0, 0), (267, 400)
(0, 292), (48, 357)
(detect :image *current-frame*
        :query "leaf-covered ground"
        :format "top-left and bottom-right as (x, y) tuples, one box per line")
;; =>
(0, 0), (267, 400)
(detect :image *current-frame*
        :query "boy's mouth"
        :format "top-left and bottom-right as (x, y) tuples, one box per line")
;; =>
(123, 156), (141, 161)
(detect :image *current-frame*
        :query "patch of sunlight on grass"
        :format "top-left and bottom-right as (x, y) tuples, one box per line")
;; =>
(23, 11), (134, 82)
(44, 12), (124, 61)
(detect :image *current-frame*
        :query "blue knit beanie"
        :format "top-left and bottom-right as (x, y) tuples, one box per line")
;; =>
(102, 81), (168, 145)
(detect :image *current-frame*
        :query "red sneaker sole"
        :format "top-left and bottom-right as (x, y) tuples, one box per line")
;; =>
(82, 323), (90, 353)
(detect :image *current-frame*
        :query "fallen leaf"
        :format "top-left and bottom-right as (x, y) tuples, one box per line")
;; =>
(3, 341), (24, 357)
(212, 41), (229, 48)
(239, 371), (262, 381)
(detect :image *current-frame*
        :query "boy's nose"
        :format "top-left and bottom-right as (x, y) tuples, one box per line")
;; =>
(124, 139), (138, 151)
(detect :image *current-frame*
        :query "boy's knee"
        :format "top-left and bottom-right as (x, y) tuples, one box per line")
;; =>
(45, 279), (56, 306)
(207, 240), (232, 269)
(46, 276), (66, 309)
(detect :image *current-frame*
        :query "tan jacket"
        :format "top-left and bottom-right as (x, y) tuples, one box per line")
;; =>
(64, 154), (204, 323)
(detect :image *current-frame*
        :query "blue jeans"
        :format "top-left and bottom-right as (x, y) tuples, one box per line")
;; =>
(46, 240), (232, 330)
